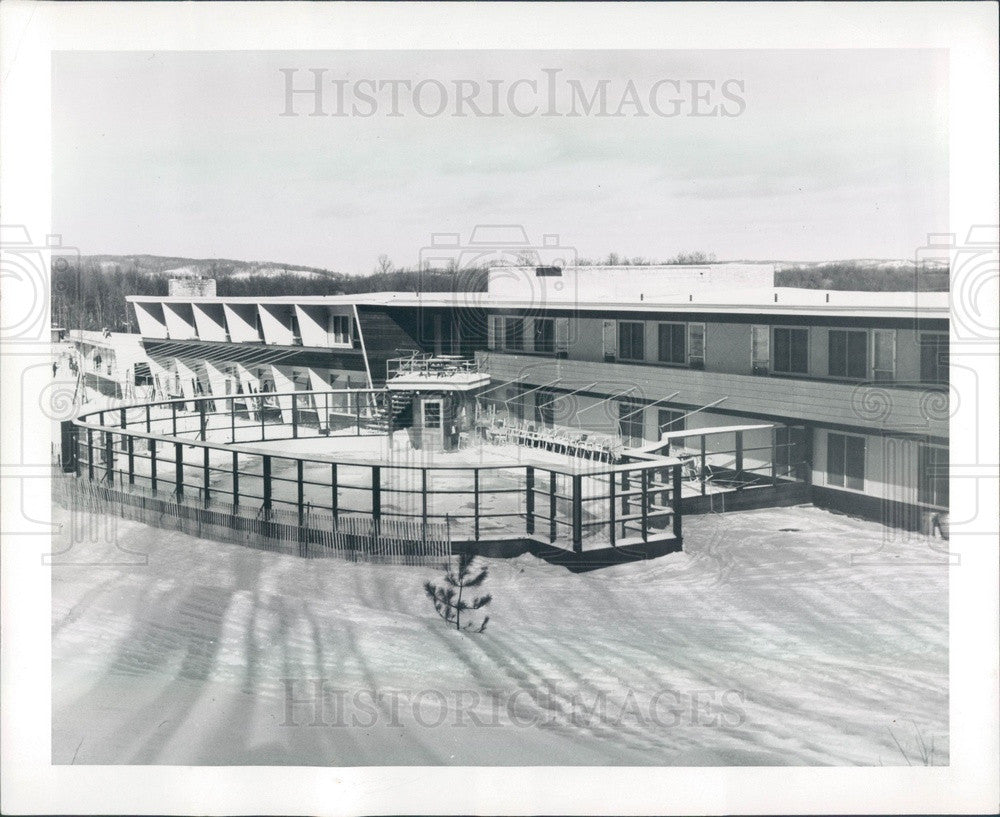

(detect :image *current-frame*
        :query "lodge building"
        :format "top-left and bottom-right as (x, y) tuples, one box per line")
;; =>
(126, 263), (949, 527)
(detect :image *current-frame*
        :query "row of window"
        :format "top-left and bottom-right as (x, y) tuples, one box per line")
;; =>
(488, 315), (949, 383)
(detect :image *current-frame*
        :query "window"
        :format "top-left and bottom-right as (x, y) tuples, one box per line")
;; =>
(618, 321), (645, 361)
(687, 323), (706, 369)
(751, 325), (770, 375)
(329, 314), (351, 345)
(657, 409), (685, 444)
(657, 323), (686, 364)
(602, 320), (617, 360)
(773, 327), (809, 374)
(423, 401), (442, 429)
(828, 330), (868, 379)
(535, 388), (556, 427)
(918, 444), (948, 507)
(774, 426), (807, 478)
(827, 433), (865, 490)
(618, 400), (645, 447)
(533, 318), (555, 353)
(504, 318), (524, 351)
(487, 315), (504, 350)
(554, 317), (570, 356)
(872, 329), (896, 381)
(920, 333), (949, 383)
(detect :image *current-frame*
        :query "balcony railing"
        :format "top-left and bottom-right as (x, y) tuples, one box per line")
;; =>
(386, 351), (482, 382)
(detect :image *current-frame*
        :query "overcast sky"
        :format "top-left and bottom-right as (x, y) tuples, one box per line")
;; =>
(53, 49), (948, 273)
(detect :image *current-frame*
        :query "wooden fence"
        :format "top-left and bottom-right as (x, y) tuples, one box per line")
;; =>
(54, 478), (452, 566)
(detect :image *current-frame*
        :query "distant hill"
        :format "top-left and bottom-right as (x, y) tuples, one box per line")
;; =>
(52, 253), (948, 332)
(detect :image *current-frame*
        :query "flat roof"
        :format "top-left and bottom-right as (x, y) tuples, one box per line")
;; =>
(128, 288), (949, 319)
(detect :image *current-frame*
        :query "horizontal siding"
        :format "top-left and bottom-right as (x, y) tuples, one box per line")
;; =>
(478, 352), (949, 438)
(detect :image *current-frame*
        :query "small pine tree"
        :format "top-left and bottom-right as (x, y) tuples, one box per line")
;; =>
(424, 552), (492, 633)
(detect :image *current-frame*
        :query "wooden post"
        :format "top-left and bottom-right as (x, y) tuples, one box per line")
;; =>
(331, 463), (338, 517)
(203, 446), (211, 506)
(355, 391), (362, 435)
(672, 462), (683, 540)
(232, 451), (239, 507)
(262, 455), (272, 515)
(525, 466), (535, 535)
(549, 471), (557, 543)
(150, 438), (157, 492)
(174, 442), (184, 498)
(571, 473), (582, 553)
(735, 430), (744, 491)
(700, 434), (707, 496)
(260, 395), (265, 441)
(609, 468), (616, 546)
(640, 468), (649, 543)
(473, 468), (480, 541)
(171, 402), (177, 437)
(119, 407), (126, 429)
(145, 404), (151, 433)
(292, 398), (299, 439)
(127, 435), (135, 485)
(199, 400), (207, 441)
(230, 397), (236, 443)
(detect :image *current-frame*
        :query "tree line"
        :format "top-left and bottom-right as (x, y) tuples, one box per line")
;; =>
(51, 252), (947, 332)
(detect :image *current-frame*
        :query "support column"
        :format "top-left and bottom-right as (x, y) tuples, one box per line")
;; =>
(571, 473), (583, 554)
(735, 430), (744, 491)
(672, 462), (683, 540)
(150, 439), (157, 492)
(331, 463), (338, 517)
(203, 447), (211, 506)
(371, 465), (381, 530)
(700, 435), (707, 496)
(174, 442), (184, 498)
(262, 455), (272, 515)
(127, 435), (135, 485)
(640, 468), (649, 543)
(549, 472), (557, 543)
(232, 451), (239, 507)
(525, 466), (535, 535)
(473, 468), (480, 541)
(609, 469), (616, 546)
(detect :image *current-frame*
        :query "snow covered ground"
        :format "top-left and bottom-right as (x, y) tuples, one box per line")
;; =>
(51, 503), (948, 766)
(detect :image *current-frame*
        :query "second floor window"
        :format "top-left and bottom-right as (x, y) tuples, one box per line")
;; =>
(828, 329), (867, 379)
(773, 327), (809, 374)
(504, 318), (524, 351)
(920, 333), (949, 383)
(329, 314), (351, 345)
(533, 318), (555, 353)
(618, 321), (645, 361)
(657, 322), (686, 364)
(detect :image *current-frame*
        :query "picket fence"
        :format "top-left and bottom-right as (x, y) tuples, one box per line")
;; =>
(53, 477), (452, 566)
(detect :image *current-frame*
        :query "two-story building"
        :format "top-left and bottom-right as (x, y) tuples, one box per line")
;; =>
(127, 263), (948, 528)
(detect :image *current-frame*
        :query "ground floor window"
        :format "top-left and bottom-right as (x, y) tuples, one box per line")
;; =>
(774, 426), (808, 478)
(657, 408), (685, 435)
(918, 444), (948, 507)
(534, 388), (556, 427)
(618, 400), (645, 447)
(827, 432), (865, 490)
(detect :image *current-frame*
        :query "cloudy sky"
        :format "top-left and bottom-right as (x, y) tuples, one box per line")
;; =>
(53, 49), (948, 273)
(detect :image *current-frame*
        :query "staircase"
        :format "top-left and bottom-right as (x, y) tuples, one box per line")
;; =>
(370, 390), (414, 432)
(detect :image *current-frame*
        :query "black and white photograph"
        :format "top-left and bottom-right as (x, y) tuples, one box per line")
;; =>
(1, 2), (997, 815)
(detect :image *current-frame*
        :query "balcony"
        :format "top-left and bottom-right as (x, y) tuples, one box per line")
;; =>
(477, 351), (948, 439)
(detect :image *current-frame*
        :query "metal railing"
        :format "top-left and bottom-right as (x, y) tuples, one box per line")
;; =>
(386, 351), (482, 382)
(63, 388), (683, 554)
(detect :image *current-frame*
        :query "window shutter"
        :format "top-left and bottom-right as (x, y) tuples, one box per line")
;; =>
(603, 320), (617, 359)
(555, 317), (570, 353)
(522, 317), (535, 352)
(487, 315), (498, 350)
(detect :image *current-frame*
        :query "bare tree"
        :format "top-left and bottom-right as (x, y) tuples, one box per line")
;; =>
(375, 254), (394, 275)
